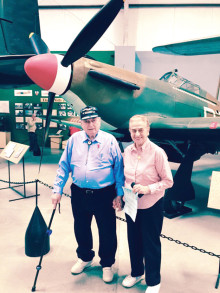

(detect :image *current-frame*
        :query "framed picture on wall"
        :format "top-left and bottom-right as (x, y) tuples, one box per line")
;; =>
(52, 109), (57, 116)
(35, 117), (42, 123)
(24, 103), (33, 110)
(15, 103), (23, 110)
(16, 123), (25, 129)
(15, 117), (24, 123)
(15, 110), (24, 116)
(25, 110), (33, 116)
(58, 103), (66, 110)
(34, 109), (43, 117)
(41, 90), (49, 96)
(67, 110), (74, 117)
(14, 90), (32, 96)
(33, 103), (42, 109)
(58, 110), (66, 117)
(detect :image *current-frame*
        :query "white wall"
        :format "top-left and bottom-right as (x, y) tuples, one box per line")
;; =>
(39, 2), (220, 51)
(39, 8), (124, 51)
(38, 1), (220, 96)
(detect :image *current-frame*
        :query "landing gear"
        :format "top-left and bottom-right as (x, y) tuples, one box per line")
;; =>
(164, 143), (207, 219)
(164, 200), (192, 219)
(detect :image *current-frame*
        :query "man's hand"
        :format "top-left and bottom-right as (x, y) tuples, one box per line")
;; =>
(113, 196), (123, 211)
(51, 193), (62, 209)
(132, 184), (150, 195)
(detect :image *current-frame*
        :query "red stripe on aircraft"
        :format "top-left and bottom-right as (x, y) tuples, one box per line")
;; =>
(209, 122), (218, 129)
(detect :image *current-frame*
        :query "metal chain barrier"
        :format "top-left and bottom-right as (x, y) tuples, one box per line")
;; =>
(38, 180), (220, 261)
(0, 178), (219, 261)
(160, 234), (220, 259)
(0, 178), (36, 184)
(115, 215), (218, 259)
(37, 180), (71, 198)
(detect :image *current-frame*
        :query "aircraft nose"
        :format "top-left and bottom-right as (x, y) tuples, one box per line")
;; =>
(24, 53), (72, 95)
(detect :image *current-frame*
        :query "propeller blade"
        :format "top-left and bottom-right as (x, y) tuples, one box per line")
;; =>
(61, 0), (124, 67)
(37, 91), (55, 174)
(29, 32), (50, 55)
(44, 92), (55, 145)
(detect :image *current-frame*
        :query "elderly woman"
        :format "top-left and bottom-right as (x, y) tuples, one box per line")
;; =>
(122, 115), (173, 293)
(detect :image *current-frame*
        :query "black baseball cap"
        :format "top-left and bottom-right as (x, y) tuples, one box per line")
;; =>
(80, 106), (99, 120)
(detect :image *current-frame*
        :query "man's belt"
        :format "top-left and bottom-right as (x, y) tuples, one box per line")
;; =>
(85, 189), (94, 195)
(72, 183), (115, 195)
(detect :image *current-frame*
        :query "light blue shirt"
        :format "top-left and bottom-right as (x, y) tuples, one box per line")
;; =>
(53, 130), (124, 196)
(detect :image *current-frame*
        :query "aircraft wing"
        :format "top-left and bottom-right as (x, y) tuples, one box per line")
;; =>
(45, 115), (220, 143)
(152, 36), (220, 56)
(148, 116), (220, 143)
(43, 118), (124, 139)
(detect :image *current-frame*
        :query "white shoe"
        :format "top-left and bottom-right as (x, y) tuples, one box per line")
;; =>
(122, 275), (143, 288)
(145, 283), (161, 293)
(102, 267), (114, 283)
(71, 259), (92, 274)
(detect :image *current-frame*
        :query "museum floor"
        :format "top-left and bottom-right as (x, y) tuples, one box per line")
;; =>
(0, 148), (219, 293)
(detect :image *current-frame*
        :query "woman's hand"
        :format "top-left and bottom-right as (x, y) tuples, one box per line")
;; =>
(132, 184), (150, 195)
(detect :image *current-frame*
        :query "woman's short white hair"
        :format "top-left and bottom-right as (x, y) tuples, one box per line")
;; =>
(129, 115), (150, 128)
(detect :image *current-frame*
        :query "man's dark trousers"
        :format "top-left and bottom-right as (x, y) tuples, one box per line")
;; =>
(71, 183), (117, 268)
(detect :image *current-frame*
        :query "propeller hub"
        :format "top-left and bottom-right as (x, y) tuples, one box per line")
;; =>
(24, 53), (72, 95)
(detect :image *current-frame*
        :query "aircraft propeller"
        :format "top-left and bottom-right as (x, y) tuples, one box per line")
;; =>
(25, 0), (125, 144)
(61, 0), (125, 67)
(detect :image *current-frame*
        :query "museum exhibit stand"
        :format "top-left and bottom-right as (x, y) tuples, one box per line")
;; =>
(48, 134), (63, 149)
(0, 141), (39, 201)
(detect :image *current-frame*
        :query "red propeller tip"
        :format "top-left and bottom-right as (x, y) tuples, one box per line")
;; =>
(24, 54), (72, 95)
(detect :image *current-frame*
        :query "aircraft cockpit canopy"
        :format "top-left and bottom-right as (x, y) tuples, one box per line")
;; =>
(160, 70), (206, 98)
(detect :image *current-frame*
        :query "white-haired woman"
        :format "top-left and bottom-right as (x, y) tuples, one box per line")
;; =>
(122, 115), (173, 293)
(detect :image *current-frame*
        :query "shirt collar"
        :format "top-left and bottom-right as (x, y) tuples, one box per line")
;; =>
(83, 130), (102, 144)
(131, 137), (150, 152)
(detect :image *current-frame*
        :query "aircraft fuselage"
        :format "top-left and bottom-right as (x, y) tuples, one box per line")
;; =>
(66, 57), (220, 130)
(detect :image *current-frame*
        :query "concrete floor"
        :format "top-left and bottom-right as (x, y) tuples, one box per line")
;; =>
(0, 148), (219, 293)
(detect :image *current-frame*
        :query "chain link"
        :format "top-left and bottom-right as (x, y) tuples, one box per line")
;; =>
(38, 180), (71, 198)
(0, 178), (36, 184)
(1, 178), (219, 259)
(160, 234), (220, 259)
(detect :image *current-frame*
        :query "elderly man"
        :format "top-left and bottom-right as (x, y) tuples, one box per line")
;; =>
(51, 106), (124, 283)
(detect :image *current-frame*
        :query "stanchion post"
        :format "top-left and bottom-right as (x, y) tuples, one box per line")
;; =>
(215, 259), (220, 289)
(35, 180), (38, 206)
(22, 157), (26, 198)
(8, 160), (11, 188)
(31, 205), (57, 292)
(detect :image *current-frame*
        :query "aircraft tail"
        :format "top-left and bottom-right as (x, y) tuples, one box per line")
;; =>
(0, 0), (40, 55)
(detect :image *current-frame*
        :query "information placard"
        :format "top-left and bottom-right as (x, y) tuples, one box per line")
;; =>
(208, 171), (220, 210)
(0, 141), (29, 164)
